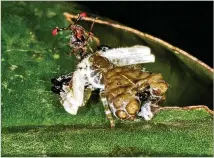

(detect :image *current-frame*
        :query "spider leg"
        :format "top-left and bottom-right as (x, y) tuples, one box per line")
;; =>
(100, 91), (115, 128)
(60, 69), (87, 115)
(81, 88), (92, 107)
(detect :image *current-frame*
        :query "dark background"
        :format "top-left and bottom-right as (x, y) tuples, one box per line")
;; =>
(78, 1), (213, 68)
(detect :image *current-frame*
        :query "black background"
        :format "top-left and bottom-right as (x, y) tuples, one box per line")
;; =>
(78, 1), (213, 68)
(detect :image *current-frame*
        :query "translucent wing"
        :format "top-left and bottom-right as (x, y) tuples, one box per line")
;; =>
(99, 45), (155, 66)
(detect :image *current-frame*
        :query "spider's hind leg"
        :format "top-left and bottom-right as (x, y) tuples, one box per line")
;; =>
(100, 91), (115, 128)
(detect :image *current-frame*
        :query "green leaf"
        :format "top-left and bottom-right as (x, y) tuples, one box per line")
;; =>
(2, 1), (213, 156)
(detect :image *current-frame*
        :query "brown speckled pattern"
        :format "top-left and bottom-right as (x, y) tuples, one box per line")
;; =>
(94, 60), (169, 120)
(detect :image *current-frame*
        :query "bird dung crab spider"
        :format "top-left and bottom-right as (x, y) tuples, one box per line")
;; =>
(51, 45), (168, 127)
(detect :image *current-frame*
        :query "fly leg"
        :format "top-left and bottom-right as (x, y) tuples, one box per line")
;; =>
(100, 91), (115, 128)
(52, 24), (72, 36)
(72, 47), (86, 60)
(80, 47), (87, 59)
(72, 48), (79, 55)
(70, 46), (82, 58)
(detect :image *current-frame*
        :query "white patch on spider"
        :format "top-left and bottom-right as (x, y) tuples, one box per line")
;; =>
(60, 85), (79, 115)
(62, 100), (79, 115)
(72, 70), (86, 106)
(138, 101), (154, 120)
(78, 56), (105, 90)
(59, 69), (86, 115)
(59, 55), (105, 114)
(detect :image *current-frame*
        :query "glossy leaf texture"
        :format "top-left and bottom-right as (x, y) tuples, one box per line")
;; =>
(1, 1), (213, 156)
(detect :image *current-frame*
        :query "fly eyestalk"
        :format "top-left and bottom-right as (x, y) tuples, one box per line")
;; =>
(74, 12), (87, 25)
(52, 24), (72, 36)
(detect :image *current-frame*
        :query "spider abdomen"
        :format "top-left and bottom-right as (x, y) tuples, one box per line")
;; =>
(103, 66), (168, 120)
(104, 67), (144, 120)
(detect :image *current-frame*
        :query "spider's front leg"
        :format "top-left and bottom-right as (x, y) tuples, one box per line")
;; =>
(100, 91), (115, 128)
(60, 69), (87, 115)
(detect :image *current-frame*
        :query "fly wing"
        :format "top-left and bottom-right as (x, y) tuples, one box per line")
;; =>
(99, 45), (155, 66)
